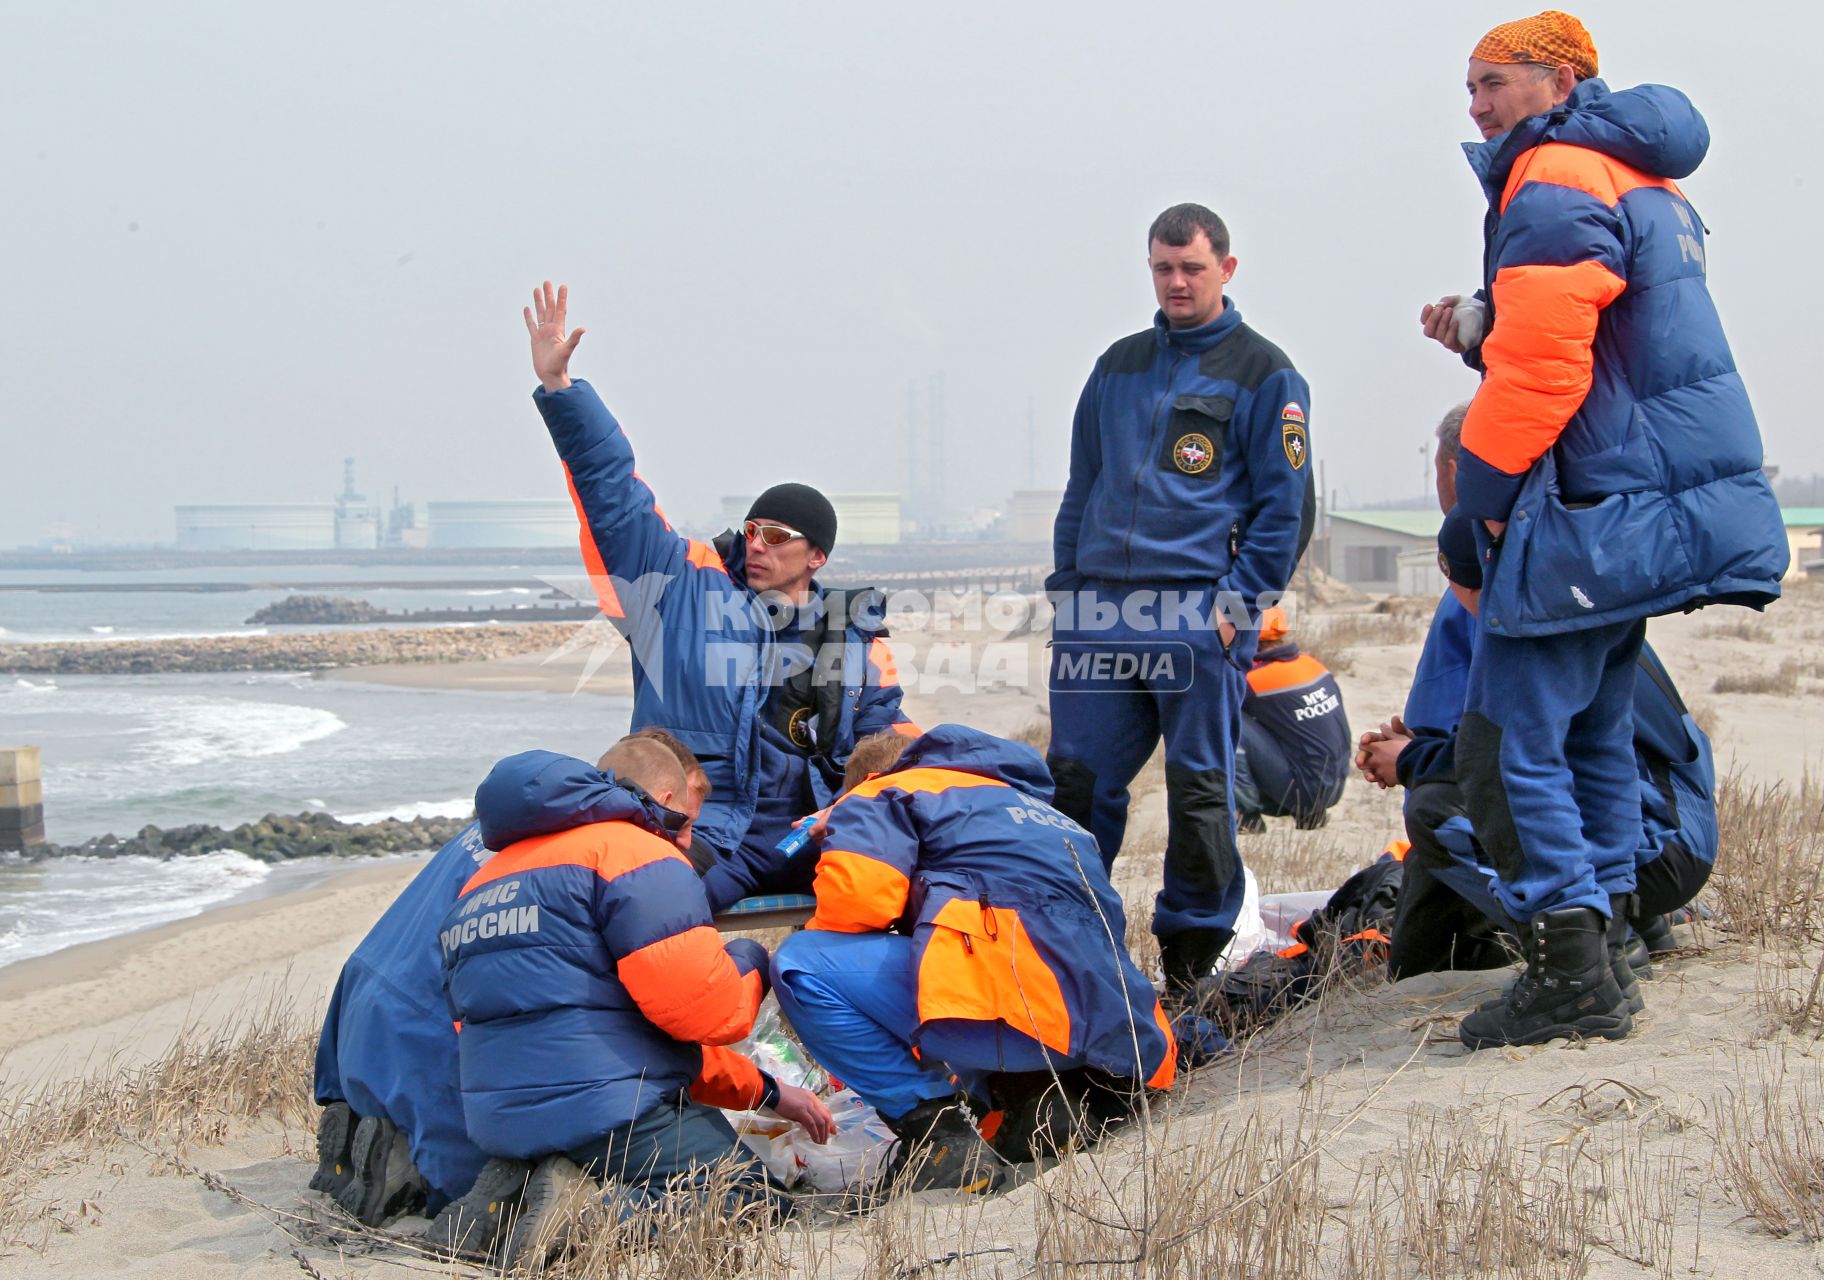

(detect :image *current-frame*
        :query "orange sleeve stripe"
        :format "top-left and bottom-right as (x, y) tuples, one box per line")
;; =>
(806, 848), (913, 933)
(458, 822), (683, 895)
(1500, 142), (1683, 215)
(844, 767), (1007, 802)
(563, 466), (624, 618)
(686, 539), (727, 573)
(891, 721), (922, 737)
(1246, 654), (1330, 695)
(868, 637), (901, 688)
(618, 928), (763, 1045)
(1462, 259), (1627, 474)
(690, 1045), (766, 1110)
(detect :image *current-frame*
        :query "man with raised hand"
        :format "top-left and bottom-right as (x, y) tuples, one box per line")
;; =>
(1046, 205), (1315, 1010)
(524, 283), (915, 909)
(1417, 11), (1784, 1048)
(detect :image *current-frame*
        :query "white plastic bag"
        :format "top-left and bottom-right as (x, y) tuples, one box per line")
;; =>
(789, 1089), (896, 1193)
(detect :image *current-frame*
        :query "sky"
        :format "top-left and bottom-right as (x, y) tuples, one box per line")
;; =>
(2, 1), (1819, 546)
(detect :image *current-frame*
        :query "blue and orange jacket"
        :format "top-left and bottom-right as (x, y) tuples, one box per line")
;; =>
(1243, 642), (1351, 800)
(1456, 78), (1786, 636)
(534, 381), (915, 903)
(804, 725), (1176, 1089)
(1051, 304), (1315, 641)
(439, 751), (772, 1161)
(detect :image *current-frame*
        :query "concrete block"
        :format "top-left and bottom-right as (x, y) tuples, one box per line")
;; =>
(0, 780), (43, 809)
(0, 747), (41, 786)
(0, 820), (45, 852)
(0, 803), (46, 832)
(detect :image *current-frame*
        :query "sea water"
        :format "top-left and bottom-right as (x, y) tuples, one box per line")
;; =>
(0, 669), (631, 966)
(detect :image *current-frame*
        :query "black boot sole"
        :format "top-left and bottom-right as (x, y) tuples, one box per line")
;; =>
(335, 1115), (419, 1226)
(1459, 1006), (1632, 1050)
(309, 1101), (356, 1196)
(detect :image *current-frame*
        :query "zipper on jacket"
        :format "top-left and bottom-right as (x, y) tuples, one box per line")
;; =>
(1125, 350), (1184, 581)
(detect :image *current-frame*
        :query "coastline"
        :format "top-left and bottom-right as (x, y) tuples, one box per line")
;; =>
(0, 858), (421, 1091)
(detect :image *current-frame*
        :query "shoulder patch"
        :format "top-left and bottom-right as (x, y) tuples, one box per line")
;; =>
(1101, 330), (1158, 376)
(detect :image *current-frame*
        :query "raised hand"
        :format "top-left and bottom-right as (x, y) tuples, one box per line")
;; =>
(524, 280), (585, 392)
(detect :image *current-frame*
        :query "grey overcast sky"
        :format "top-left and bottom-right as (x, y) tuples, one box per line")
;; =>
(3, 1), (1819, 546)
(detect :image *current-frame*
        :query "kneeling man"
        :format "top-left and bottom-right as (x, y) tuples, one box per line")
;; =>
(431, 738), (825, 1263)
(772, 726), (1176, 1192)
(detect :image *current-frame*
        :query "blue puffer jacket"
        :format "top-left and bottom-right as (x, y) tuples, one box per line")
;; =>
(439, 751), (769, 1160)
(800, 725), (1176, 1087)
(534, 381), (914, 902)
(1051, 304), (1315, 624)
(1456, 79), (1786, 637)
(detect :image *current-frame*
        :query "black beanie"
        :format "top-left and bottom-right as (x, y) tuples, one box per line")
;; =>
(1437, 508), (1483, 590)
(746, 483), (837, 554)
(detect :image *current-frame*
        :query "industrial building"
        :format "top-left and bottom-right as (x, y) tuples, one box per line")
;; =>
(719, 494), (902, 546)
(175, 504), (337, 551)
(1322, 510), (1443, 595)
(1002, 489), (1064, 544)
(426, 500), (579, 549)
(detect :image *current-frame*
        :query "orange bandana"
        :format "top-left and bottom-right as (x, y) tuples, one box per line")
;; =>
(1472, 10), (1598, 80)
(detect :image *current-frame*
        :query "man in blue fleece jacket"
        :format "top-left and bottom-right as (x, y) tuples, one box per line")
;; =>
(1046, 203), (1314, 1003)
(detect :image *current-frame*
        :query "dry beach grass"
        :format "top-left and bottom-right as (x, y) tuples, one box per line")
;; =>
(5, 597), (1824, 1275)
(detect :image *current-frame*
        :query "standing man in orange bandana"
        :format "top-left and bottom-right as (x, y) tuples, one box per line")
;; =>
(1417, 13), (1784, 1048)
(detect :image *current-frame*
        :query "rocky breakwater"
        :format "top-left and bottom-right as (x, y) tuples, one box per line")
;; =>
(25, 810), (474, 863)
(0, 623), (575, 675)
(244, 594), (388, 625)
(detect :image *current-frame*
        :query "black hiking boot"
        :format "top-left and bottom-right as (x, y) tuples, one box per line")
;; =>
(989, 1072), (1086, 1163)
(883, 1096), (1005, 1194)
(1607, 894), (1646, 1015)
(1160, 927), (1235, 1007)
(335, 1115), (428, 1226)
(503, 1156), (590, 1269)
(309, 1101), (357, 1198)
(1634, 910), (1678, 957)
(1293, 808), (1329, 831)
(1458, 907), (1632, 1050)
(423, 1156), (534, 1262)
(1236, 811), (1268, 835)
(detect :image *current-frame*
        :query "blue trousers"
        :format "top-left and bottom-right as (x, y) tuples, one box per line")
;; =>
(562, 1092), (790, 1221)
(1046, 585), (1248, 940)
(771, 931), (986, 1121)
(1233, 715), (1345, 821)
(1457, 618), (1645, 920)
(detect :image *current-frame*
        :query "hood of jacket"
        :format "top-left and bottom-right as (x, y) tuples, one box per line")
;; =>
(888, 723), (1056, 799)
(1465, 78), (1709, 197)
(474, 750), (682, 851)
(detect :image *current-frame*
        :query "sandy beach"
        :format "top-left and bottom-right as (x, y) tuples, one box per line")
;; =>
(6, 590), (1824, 1276)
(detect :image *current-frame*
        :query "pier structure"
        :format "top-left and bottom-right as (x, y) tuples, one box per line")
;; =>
(0, 746), (44, 852)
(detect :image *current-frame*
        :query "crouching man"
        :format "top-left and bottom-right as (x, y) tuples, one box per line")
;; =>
(309, 732), (715, 1226)
(772, 726), (1177, 1194)
(1233, 607), (1351, 833)
(429, 738), (828, 1265)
